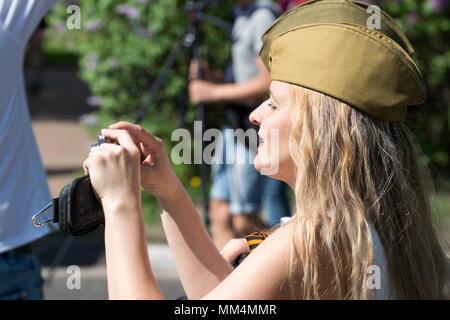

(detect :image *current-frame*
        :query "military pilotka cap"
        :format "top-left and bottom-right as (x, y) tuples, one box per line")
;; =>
(259, 0), (427, 121)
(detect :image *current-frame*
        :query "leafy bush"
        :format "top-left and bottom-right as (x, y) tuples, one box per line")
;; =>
(45, 0), (450, 224)
(46, 0), (233, 224)
(374, 0), (450, 179)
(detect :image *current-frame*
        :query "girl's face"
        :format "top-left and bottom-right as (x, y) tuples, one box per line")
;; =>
(249, 80), (296, 188)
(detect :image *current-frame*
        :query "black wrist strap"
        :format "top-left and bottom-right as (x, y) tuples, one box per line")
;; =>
(32, 175), (104, 236)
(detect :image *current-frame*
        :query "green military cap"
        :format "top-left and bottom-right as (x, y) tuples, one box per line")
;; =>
(259, 0), (426, 121)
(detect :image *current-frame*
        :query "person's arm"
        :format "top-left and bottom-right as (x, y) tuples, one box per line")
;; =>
(103, 200), (165, 299)
(83, 129), (165, 299)
(213, 56), (271, 103)
(85, 124), (295, 300)
(189, 56), (270, 105)
(202, 224), (293, 299)
(213, 7), (276, 104)
(108, 212), (295, 300)
(157, 182), (235, 299)
(84, 124), (342, 300)
(189, 59), (225, 84)
(103, 123), (235, 299)
(189, 7), (276, 106)
(220, 238), (250, 264)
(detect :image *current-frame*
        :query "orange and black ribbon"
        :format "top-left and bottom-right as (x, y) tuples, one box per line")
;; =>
(245, 232), (268, 253)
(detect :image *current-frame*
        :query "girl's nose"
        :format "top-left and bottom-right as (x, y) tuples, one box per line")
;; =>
(249, 103), (264, 126)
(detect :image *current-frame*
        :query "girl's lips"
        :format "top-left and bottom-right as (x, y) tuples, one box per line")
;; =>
(258, 135), (264, 149)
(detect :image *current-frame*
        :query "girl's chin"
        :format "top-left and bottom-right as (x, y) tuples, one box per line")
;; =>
(253, 160), (262, 173)
(253, 154), (263, 171)
(254, 154), (276, 177)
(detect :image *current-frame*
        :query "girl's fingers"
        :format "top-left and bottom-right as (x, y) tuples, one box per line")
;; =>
(106, 122), (161, 148)
(85, 143), (134, 175)
(83, 159), (89, 175)
(96, 142), (122, 153)
(220, 238), (249, 263)
(99, 129), (140, 156)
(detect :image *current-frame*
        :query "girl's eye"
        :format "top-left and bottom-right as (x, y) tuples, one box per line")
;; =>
(267, 101), (278, 110)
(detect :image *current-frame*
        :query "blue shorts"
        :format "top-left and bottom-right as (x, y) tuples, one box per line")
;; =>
(209, 128), (265, 215)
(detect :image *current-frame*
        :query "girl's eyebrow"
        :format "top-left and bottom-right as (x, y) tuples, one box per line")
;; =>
(269, 88), (281, 105)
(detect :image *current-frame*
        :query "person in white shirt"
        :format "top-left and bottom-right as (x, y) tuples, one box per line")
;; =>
(0, 0), (59, 299)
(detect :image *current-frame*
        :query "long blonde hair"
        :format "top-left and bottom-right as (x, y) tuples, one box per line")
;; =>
(286, 85), (447, 299)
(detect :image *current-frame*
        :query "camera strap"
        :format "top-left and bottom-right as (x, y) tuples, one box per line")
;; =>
(31, 134), (110, 236)
(32, 175), (105, 236)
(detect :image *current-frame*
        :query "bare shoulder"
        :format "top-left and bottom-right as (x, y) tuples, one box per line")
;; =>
(202, 220), (341, 300)
(202, 223), (295, 300)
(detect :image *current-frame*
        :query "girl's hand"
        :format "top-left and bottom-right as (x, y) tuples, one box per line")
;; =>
(102, 122), (181, 202)
(220, 238), (250, 265)
(189, 80), (220, 104)
(82, 129), (141, 214)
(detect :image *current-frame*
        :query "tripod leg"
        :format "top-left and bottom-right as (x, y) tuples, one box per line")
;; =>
(191, 36), (210, 228)
(135, 34), (186, 124)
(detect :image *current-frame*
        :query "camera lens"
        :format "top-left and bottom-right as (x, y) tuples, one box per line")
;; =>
(98, 134), (113, 145)
(98, 134), (106, 144)
(90, 134), (113, 152)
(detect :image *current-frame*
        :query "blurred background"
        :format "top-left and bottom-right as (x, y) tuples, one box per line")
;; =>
(26, 0), (449, 299)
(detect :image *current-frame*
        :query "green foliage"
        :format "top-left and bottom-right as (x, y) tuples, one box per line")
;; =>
(375, 0), (450, 177)
(45, 0), (450, 225)
(46, 0), (234, 223)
